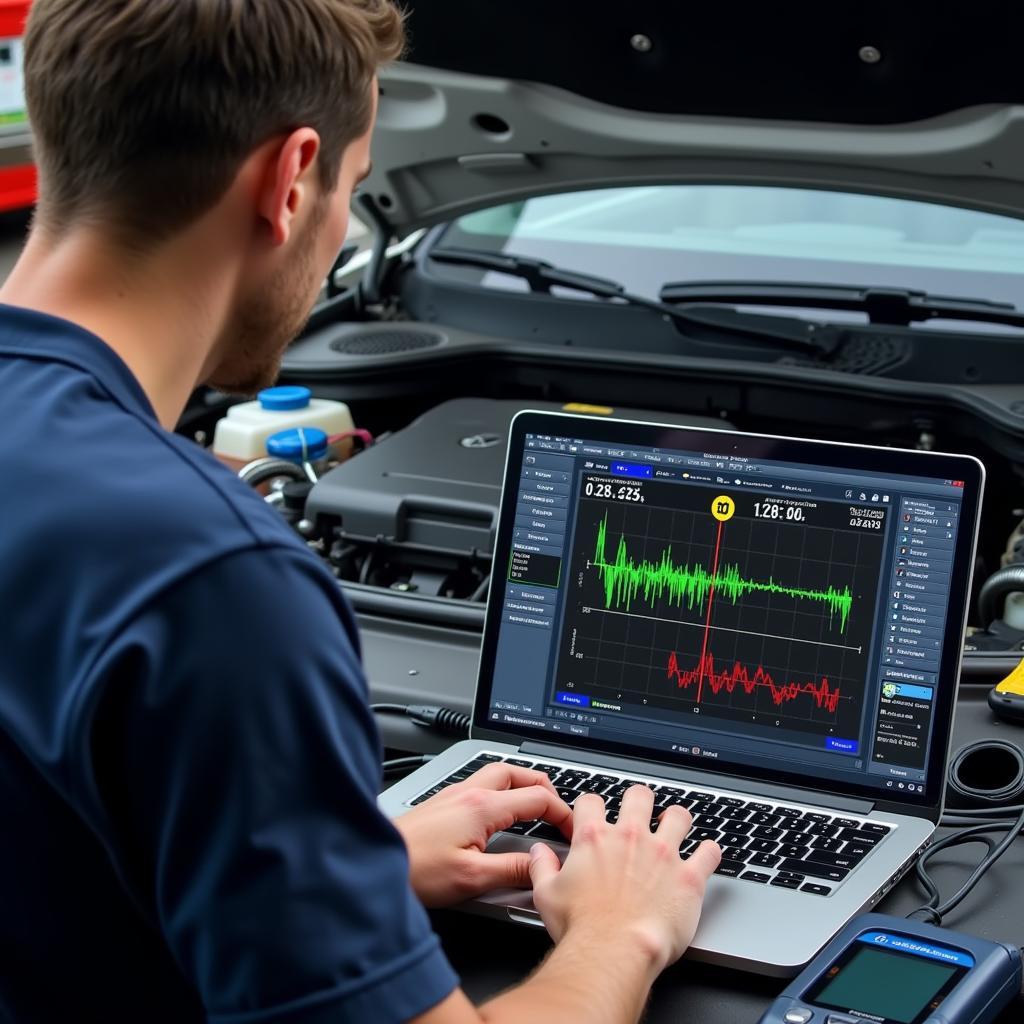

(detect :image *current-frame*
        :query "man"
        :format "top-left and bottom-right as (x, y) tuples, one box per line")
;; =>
(0, 2), (721, 1022)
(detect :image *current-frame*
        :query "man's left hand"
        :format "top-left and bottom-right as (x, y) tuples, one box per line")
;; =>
(394, 763), (573, 908)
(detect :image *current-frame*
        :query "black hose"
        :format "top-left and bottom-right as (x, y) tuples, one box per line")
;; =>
(978, 564), (1024, 627)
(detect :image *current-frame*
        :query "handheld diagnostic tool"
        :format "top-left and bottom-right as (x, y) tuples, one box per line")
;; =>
(758, 913), (1021, 1024)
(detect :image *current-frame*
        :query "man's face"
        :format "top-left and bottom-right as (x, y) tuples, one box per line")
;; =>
(207, 88), (378, 396)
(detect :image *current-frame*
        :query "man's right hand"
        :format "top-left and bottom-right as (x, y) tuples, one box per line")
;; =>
(529, 785), (720, 976)
(411, 784), (721, 1024)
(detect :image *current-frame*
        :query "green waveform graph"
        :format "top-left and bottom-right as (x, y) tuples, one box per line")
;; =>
(592, 512), (854, 632)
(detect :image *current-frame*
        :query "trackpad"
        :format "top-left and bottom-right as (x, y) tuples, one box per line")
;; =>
(486, 832), (569, 862)
(475, 833), (568, 921)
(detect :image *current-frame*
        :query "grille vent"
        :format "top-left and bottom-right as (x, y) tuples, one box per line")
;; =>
(329, 330), (444, 357)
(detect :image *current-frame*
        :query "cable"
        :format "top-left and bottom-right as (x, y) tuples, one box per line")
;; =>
(908, 810), (1024, 926)
(370, 703), (472, 738)
(907, 739), (1024, 926)
(382, 754), (435, 778)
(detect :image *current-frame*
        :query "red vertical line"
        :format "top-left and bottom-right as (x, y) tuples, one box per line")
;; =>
(695, 519), (725, 704)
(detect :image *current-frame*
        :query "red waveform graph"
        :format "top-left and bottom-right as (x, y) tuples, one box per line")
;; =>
(666, 650), (842, 713)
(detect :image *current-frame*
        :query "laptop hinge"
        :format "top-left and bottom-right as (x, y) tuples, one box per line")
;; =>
(520, 742), (875, 815)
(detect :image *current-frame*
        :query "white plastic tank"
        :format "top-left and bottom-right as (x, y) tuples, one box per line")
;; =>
(212, 386), (353, 472)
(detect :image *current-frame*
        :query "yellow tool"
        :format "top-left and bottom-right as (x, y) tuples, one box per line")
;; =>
(988, 657), (1024, 724)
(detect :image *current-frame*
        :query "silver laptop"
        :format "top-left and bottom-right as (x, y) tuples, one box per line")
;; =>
(380, 410), (984, 976)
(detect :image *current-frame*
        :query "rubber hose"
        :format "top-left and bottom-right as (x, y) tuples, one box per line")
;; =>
(978, 564), (1024, 627)
(238, 458), (309, 488)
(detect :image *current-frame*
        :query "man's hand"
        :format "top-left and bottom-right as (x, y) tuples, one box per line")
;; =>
(529, 785), (721, 976)
(394, 763), (573, 908)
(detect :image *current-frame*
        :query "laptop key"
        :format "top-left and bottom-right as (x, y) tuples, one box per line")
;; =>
(751, 825), (782, 840)
(806, 822), (840, 838)
(505, 758), (535, 768)
(802, 812), (831, 823)
(714, 858), (745, 877)
(719, 806), (753, 820)
(779, 843), (809, 858)
(838, 828), (882, 846)
(779, 858), (849, 882)
(777, 817), (806, 832)
(810, 836), (844, 852)
(749, 812), (781, 827)
(721, 847), (752, 862)
(477, 753), (503, 762)
(861, 823), (892, 835)
(833, 817), (860, 829)
(693, 814), (724, 831)
(719, 820), (754, 837)
(691, 828), (722, 843)
(770, 875), (802, 889)
(741, 871), (771, 883)
(717, 796), (745, 807)
(804, 851), (860, 870)
(530, 763), (563, 779)
(844, 842), (874, 859)
(720, 834), (749, 850)
(747, 802), (774, 813)
(748, 852), (781, 868)
(782, 830), (810, 844)
(679, 839), (698, 858)
(556, 787), (584, 804)
(748, 839), (780, 854)
(687, 790), (717, 802)
(577, 777), (612, 794)
(801, 883), (833, 896)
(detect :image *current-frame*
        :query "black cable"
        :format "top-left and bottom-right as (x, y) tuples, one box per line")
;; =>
(907, 739), (1024, 926)
(382, 754), (435, 778)
(370, 703), (471, 738)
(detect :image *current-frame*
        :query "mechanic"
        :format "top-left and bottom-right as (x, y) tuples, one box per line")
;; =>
(0, 3), (721, 1023)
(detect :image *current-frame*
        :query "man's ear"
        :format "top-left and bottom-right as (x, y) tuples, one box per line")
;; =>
(257, 128), (322, 247)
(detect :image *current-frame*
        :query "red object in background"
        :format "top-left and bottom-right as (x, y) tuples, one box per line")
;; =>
(0, 0), (33, 214)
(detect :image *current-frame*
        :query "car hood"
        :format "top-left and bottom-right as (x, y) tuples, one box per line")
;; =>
(364, 1), (1024, 235)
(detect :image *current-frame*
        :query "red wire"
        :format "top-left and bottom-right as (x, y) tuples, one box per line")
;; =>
(327, 428), (375, 448)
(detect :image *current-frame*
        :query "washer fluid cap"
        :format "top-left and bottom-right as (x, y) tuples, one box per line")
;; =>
(266, 427), (328, 463)
(259, 386), (312, 411)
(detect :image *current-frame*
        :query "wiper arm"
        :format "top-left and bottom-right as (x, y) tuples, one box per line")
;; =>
(659, 280), (1024, 331)
(428, 248), (835, 352)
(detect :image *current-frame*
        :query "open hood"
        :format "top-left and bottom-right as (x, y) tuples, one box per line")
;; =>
(364, 1), (1024, 235)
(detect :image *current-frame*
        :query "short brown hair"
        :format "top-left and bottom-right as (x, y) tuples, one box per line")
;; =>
(24, 0), (405, 243)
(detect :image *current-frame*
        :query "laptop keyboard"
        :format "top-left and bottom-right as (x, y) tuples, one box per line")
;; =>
(409, 754), (895, 898)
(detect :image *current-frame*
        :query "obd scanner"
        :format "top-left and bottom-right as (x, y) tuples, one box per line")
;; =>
(758, 913), (1021, 1024)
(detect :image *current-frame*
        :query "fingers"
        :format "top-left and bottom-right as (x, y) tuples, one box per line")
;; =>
(481, 785), (573, 837)
(570, 792), (607, 838)
(618, 783), (655, 825)
(684, 840), (722, 887)
(469, 850), (533, 891)
(528, 842), (561, 889)
(459, 762), (557, 796)
(655, 803), (693, 847)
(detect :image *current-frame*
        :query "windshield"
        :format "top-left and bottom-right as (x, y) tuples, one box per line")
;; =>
(435, 186), (1024, 330)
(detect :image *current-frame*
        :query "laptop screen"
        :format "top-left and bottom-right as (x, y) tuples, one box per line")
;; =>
(476, 413), (983, 807)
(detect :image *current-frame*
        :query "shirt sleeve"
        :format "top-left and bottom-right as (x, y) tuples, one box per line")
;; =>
(78, 544), (459, 1024)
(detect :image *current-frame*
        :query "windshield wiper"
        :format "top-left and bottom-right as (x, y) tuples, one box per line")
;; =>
(427, 247), (838, 353)
(658, 281), (1024, 331)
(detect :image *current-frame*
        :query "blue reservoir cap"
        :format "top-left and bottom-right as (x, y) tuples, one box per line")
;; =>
(266, 427), (329, 463)
(259, 386), (311, 411)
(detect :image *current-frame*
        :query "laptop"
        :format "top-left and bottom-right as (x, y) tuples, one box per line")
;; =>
(380, 410), (984, 976)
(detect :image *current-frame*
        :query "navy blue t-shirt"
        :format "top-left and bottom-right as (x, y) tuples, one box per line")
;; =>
(0, 307), (458, 1023)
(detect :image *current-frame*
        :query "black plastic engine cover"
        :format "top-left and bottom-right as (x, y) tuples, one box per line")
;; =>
(307, 398), (732, 556)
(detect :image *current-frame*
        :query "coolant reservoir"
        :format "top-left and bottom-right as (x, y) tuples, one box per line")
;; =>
(212, 386), (353, 472)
